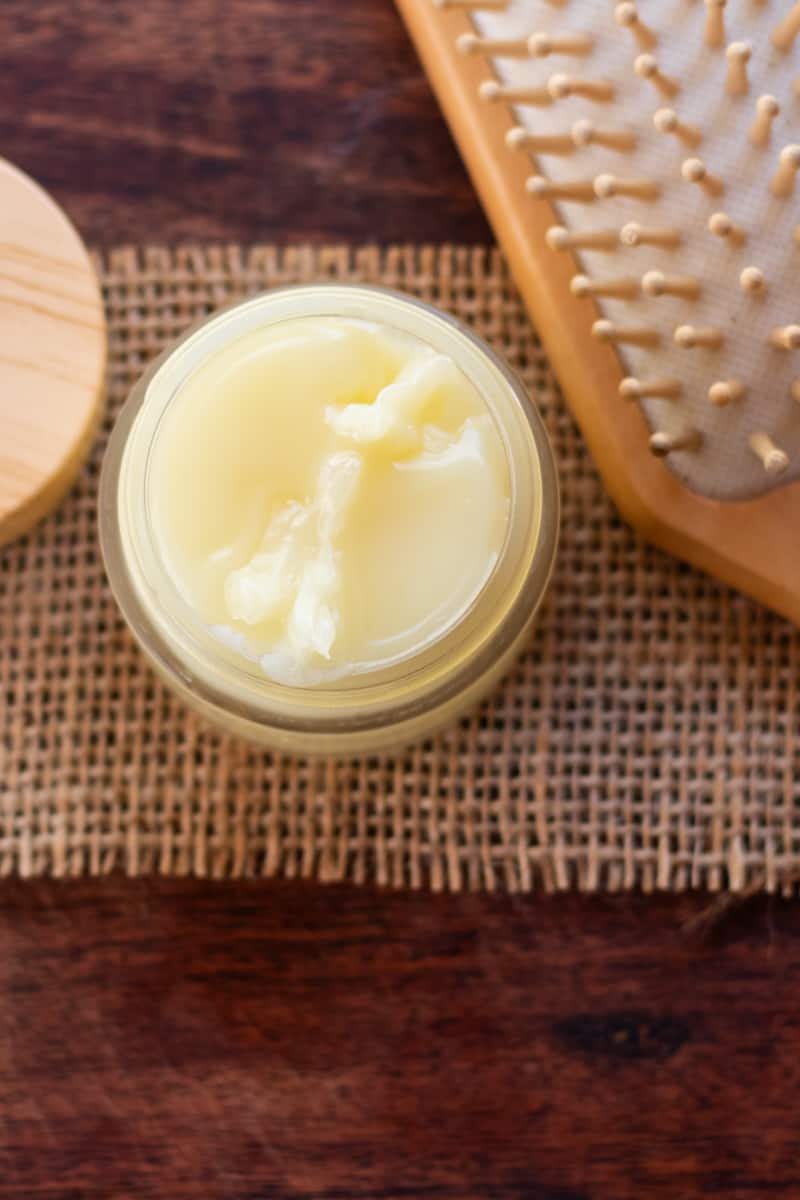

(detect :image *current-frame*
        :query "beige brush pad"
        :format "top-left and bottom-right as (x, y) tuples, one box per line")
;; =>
(473, 0), (799, 499)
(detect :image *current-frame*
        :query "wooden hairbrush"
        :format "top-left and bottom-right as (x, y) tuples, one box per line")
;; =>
(395, 0), (800, 622)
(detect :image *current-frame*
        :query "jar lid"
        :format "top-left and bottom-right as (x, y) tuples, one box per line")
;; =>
(0, 158), (106, 547)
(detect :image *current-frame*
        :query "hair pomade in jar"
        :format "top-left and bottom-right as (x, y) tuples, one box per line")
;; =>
(100, 285), (559, 754)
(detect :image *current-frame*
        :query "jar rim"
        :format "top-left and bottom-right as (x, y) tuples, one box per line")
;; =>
(99, 283), (559, 738)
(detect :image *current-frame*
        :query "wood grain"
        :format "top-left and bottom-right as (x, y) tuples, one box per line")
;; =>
(0, 0), (490, 245)
(1, 878), (799, 1200)
(0, 158), (105, 545)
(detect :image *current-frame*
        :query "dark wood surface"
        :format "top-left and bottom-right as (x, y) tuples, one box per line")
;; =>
(2, 0), (490, 245)
(3, 878), (800, 1200)
(4, 2), (800, 1197)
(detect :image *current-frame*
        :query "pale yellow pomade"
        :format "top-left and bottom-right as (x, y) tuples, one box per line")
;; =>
(149, 316), (511, 684)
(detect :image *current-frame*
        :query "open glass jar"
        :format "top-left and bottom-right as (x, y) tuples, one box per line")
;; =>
(99, 284), (559, 755)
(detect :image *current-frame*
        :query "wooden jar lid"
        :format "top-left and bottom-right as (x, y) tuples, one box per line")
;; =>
(0, 158), (106, 547)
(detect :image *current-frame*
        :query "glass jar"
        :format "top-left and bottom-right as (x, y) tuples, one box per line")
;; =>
(99, 284), (559, 755)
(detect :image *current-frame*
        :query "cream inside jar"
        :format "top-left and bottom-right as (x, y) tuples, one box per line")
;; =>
(150, 315), (511, 686)
(101, 285), (558, 754)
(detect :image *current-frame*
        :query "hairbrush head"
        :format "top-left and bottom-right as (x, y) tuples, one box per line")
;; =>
(404, 0), (800, 620)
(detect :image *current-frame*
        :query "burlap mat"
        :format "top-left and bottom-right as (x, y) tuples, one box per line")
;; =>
(2, 246), (798, 892)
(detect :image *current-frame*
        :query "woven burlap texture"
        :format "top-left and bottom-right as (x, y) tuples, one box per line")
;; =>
(2, 245), (798, 892)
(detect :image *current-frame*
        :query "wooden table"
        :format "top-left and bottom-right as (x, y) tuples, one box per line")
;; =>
(3, 3), (799, 1196)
